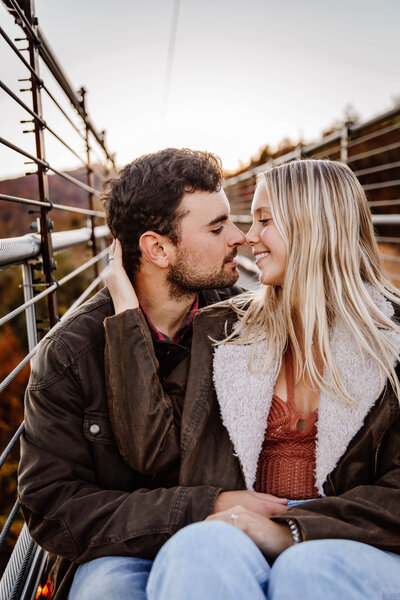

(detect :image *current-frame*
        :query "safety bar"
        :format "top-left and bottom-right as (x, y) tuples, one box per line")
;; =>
(0, 193), (105, 217)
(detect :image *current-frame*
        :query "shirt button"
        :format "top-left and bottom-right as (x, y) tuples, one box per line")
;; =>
(90, 424), (100, 435)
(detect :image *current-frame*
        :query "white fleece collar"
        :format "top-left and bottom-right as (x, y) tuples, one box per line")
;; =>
(213, 288), (400, 496)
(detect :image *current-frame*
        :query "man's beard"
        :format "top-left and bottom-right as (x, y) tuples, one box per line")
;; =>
(167, 247), (239, 300)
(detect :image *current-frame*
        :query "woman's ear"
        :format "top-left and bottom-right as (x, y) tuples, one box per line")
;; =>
(139, 231), (171, 269)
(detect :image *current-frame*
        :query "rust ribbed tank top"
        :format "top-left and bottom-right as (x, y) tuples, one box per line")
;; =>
(254, 346), (319, 500)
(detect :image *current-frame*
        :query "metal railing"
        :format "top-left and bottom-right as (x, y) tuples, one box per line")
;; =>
(225, 107), (400, 282)
(0, 0), (116, 597)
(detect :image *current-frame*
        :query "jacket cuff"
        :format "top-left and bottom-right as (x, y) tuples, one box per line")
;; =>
(170, 486), (222, 533)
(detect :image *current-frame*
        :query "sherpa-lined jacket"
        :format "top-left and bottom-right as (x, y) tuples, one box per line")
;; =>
(105, 286), (400, 554)
(17, 285), (243, 600)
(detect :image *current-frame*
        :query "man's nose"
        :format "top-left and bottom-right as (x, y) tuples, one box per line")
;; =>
(230, 223), (246, 246)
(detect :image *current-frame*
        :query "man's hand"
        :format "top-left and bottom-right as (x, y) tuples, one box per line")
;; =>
(206, 505), (293, 560)
(106, 239), (139, 314)
(212, 490), (288, 518)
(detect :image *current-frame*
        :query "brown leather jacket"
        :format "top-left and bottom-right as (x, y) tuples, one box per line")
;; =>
(18, 285), (243, 599)
(105, 302), (400, 557)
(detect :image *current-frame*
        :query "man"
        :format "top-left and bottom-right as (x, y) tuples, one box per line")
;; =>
(19, 149), (285, 600)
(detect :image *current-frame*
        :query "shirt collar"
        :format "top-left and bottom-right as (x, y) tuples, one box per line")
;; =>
(141, 296), (199, 343)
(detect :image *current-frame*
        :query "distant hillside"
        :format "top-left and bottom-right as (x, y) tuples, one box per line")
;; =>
(0, 167), (107, 238)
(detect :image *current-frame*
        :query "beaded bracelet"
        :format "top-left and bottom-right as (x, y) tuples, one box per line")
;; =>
(287, 519), (302, 544)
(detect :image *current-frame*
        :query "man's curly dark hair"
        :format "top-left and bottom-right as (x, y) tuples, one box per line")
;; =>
(102, 148), (223, 275)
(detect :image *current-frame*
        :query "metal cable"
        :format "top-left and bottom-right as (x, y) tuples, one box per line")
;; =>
(0, 193), (105, 217)
(0, 136), (100, 196)
(0, 247), (108, 327)
(7, 0), (41, 45)
(0, 500), (21, 551)
(0, 246), (110, 394)
(0, 423), (25, 471)
(0, 349), (36, 395)
(162, 0), (180, 118)
(1, 80), (88, 166)
(65, 268), (107, 315)
(0, 525), (34, 600)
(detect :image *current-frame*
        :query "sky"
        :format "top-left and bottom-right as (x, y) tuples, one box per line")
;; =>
(1, 0), (400, 179)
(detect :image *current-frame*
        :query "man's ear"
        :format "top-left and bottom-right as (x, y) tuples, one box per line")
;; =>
(139, 231), (172, 269)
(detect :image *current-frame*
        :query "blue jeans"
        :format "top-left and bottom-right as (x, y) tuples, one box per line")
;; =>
(148, 522), (400, 599)
(69, 555), (152, 600)
(70, 522), (400, 599)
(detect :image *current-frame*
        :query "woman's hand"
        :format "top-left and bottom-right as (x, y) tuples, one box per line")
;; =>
(212, 490), (288, 518)
(206, 505), (293, 560)
(106, 239), (139, 314)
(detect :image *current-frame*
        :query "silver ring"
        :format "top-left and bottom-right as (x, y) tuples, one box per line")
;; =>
(230, 513), (239, 526)
(108, 256), (115, 262)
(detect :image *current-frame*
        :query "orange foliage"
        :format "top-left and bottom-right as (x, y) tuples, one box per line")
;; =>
(0, 324), (30, 444)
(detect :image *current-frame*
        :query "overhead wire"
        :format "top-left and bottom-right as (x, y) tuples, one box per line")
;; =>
(162, 0), (180, 120)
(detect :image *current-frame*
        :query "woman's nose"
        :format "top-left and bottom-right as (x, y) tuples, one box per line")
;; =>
(245, 223), (258, 245)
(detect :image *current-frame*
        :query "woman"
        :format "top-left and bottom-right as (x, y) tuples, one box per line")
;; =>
(106, 159), (400, 599)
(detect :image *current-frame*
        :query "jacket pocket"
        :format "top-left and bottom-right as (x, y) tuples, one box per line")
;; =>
(83, 412), (116, 445)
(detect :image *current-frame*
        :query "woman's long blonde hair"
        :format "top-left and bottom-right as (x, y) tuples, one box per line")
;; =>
(224, 159), (400, 403)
